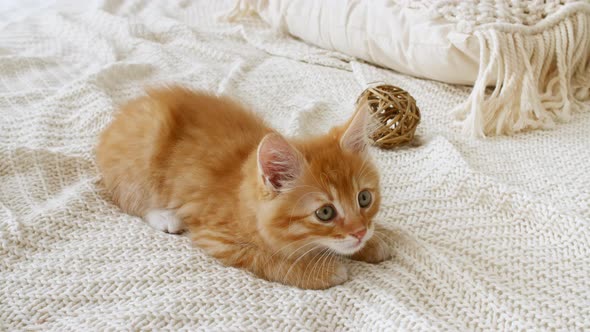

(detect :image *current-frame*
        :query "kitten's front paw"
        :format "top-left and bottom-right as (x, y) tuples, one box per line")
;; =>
(329, 263), (348, 286)
(144, 209), (184, 234)
(350, 238), (391, 264)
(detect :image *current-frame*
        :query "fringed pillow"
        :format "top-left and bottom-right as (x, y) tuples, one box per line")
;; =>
(224, 0), (590, 137)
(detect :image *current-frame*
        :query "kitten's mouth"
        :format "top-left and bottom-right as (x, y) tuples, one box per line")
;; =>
(331, 239), (367, 255)
(323, 230), (373, 255)
(349, 240), (363, 249)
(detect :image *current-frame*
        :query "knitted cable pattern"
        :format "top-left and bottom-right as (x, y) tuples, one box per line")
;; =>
(399, 0), (582, 27)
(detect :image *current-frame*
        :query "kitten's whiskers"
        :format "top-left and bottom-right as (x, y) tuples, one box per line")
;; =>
(283, 244), (320, 284)
(268, 237), (309, 260)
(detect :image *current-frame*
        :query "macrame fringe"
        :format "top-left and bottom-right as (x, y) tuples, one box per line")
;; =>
(453, 9), (590, 137)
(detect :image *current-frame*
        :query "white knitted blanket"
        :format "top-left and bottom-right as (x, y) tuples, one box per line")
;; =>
(1, 1), (589, 330)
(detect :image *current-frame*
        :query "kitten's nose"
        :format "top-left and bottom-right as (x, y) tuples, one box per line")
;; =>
(350, 228), (367, 241)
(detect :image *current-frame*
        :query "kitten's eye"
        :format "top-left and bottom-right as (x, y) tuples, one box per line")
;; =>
(315, 205), (336, 222)
(358, 190), (372, 208)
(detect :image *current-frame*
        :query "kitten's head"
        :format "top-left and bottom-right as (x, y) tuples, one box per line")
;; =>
(256, 101), (380, 256)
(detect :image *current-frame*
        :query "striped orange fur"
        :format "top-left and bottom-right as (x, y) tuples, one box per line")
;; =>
(96, 86), (390, 289)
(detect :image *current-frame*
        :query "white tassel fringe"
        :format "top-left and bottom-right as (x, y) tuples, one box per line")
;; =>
(453, 6), (590, 137)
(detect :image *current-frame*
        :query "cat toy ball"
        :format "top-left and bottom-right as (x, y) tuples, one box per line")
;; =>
(357, 84), (421, 149)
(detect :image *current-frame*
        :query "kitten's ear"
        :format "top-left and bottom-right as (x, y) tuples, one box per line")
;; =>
(340, 96), (372, 155)
(257, 133), (303, 192)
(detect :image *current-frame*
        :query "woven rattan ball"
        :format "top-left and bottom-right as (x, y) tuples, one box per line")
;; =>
(357, 84), (420, 149)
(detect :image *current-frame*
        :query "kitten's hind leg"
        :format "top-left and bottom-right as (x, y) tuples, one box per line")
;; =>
(144, 209), (184, 234)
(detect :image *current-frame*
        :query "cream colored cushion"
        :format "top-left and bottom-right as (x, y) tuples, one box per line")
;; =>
(232, 0), (480, 85)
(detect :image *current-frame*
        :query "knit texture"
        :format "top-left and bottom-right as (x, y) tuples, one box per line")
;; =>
(1, 0), (590, 330)
(403, 0), (579, 27)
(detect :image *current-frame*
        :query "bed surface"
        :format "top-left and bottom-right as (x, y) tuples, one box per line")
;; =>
(1, 1), (589, 330)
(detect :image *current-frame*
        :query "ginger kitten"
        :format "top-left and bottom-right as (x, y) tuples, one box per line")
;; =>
(96, 86), (390, 289)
